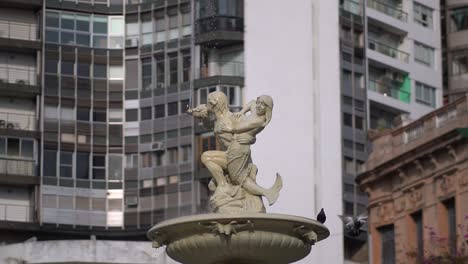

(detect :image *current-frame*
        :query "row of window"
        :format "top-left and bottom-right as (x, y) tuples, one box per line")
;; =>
(127, 100), (190, 122)
(0, 137), (34, 159)
(46, 60), (123, 79)
(126, 6), (191, 46)
(125, 126), (192, 145)
(46, 11), (124, 49)
(126, 144), (192, 168)
(343, 156), (365, 174)
(126, 51), (191, 90)
(343, 112), (365, 130)
(43, 151), (121, 179)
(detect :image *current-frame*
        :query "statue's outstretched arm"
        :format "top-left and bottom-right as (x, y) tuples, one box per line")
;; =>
(187, 104), (208, 119)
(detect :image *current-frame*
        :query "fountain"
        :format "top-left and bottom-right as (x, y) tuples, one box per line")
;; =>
(147, 92), (329, 264)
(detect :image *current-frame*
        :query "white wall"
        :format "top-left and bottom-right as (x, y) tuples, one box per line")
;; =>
(244, 0), (343, 263)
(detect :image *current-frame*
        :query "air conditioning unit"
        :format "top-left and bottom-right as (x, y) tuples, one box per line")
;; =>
(152, 141), (165, 151)
(16, 79), (26, 85)
(0, 120), (16, 129)
(126, 38), (139, 47)
(125, 196), (138, 206)
(156, 82), (165, 89)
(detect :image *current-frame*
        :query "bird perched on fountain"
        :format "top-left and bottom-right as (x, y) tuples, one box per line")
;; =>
(316, 208), (326, 224)
(338, 214), (367, 237)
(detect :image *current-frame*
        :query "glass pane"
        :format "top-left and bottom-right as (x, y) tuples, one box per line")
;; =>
(60, 166), (72, 178)
(110, 17), (124, 34)
(109, 36), (124, 49)
(76, 15), (90, 31)
(0, 138), (5, 155)
(61, 61), (74, 75)
(77, 62), (90, 77)
(93, 155), (106, 167)
(46, 30), (59, 43)
(76, 33), (90, 46)
(44, 150), (57, 177)
(126, 22), (139, 35)
(61, 14), (75, 30)
(21, 140), (34, 158)
(45, 59), (58, 73)
(93, 16), (108, 34)
(108, 155), (123, 180)
(94, 64), (107, 78)
(46, 12), (60, 28)
(93, 35), (107, 48)
(76, 152), (89, 179)
(60, 151), (72, 165)
(109, 65), (124, 79)
(7, 138), (20, 156)
(61, 31), (75, 45)
(77, 107), (90, 121)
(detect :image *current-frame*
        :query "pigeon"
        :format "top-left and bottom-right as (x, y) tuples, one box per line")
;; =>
(338, 214), (368, 237)
(316, 208), (326, 224)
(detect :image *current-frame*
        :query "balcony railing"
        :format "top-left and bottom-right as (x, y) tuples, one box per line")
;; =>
(368, 39), (409, 63)
(196, 16), (244, 34)
(0, 112), (37, 131)
(367, 0), (408, 22)
(199, 61), (244, 78)
(0, 20), (38, 41)
(0, 158), (37, 176)
(0, 66), (37, 86)
(368, 79), (410, 103)
(0, 203), (33, 222)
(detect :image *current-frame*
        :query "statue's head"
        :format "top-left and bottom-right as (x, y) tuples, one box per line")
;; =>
(207, 91), (229, 113)
(256, 95), (274, 126)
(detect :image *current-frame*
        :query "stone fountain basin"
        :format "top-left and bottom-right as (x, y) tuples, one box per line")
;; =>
(147, 213), (329, 264)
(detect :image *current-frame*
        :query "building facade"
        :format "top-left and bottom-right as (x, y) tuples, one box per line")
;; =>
(357, 96), (468, 263)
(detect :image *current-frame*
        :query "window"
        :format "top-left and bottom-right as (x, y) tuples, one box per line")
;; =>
(77, 107), (90, 121)
(140, 152), (152, 168)
(92, 155), (106, 179)
(168, 102), (178, 116)
(93, 16), (107, 34)
(414, 42), (434, 67)
(125, 154), (138, 168)
(7, 138), (19, 156)
(155, 16), (166, 43)
(452, 54), (468, 76)
(182, 51), (191, 83)
(60, 151), (73, 178)
(44, 150), (57, 177)
(76, 152), (89, 179)
(45, 59), (58, 73)
(180, 145), (192, 162)
(76, 14), (90, 31)
(344, 157), (354, 174)
(0, 138), (5, 156)
(414, 2), (433, 28)
(180, 100), (189, 114)
(61, 60), (74, 75)
(109, 65), (123, 79)
(169, 53), (178, 85)
(46, 12), (60, 28)
(21, 140), (34, 159)
(181, 8), (192, 37)
(415, 82), (436, 107)
(126, 109), (138, 122)
(126, 59), (138, 89)
(94, 63), (107, 78)
(156, 57), (165, 87)
(109, 109), (123, 122)
(154, 104), (165, 118)
(141, 14), (152, 45)
(355, 116), (364, 130)
(445, 199), (457, 255)
(379, 225), (395, 264)
(93, 109), (107, 122)
(450, 7), (468, 32)
(168, 12), (179, 40)
(142, 58), (152, 90)
(141, 107), (152, 120)
(78, 62), (90, 77)
(167, 147), (178, 164)
(343, 113), (353, 127)
(108, 155), (123, 180)
(411, 211), (423, 261)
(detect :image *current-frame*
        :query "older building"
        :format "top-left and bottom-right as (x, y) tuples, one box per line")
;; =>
(357, 96), (468, 263)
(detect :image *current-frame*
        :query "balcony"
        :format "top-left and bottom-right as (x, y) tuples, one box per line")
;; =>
(0, 112), (37, 132)
(0, 19), (40, 51)
(195, 16), (243, 46)
(199, 61), (244, 78)
(368, 79), (410, 103)
(0, 203), (33, 222)
(0, 66), (39, 97)
(368, 39), (409, 63)
(367, 0), (407, 22)
(0, 158), (37, 177)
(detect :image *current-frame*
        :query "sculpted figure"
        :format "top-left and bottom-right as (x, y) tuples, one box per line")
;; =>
(188, 92), (282, 213)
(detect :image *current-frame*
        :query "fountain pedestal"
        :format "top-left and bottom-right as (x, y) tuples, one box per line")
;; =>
(147, 213), (329, 264)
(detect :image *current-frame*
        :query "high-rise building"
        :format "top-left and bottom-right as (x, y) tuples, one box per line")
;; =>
(441, 0), (468, 102)
(0, 0), (443, 263)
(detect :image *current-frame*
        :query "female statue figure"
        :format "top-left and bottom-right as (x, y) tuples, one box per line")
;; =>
(188, 92), (282, 213)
